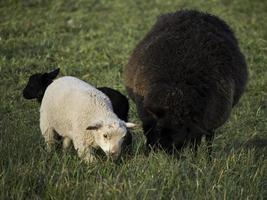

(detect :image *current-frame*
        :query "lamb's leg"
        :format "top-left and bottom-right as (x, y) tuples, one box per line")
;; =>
(78, 148), (96, 163)
(62, 137), (72, 150)
(72, 139), (96, 162)
(77, 147), (96, 163)
(42, 128), (57, 152)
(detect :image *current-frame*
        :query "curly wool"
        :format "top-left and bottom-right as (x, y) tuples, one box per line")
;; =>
(123, 10), (248, 151)
(40, 76), (122, 160)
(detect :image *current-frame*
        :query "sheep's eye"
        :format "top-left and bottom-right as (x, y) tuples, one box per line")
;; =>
(103, 134), (108, 139)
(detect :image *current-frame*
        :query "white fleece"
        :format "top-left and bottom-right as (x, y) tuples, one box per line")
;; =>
(40, 76), (126, 162)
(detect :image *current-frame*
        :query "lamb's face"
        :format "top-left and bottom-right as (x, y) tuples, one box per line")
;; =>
(23, 73), (43, 99)
(87, 121), (128, 161)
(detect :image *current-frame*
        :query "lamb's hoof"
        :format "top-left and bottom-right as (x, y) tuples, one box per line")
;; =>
(83, 155), (96, 163)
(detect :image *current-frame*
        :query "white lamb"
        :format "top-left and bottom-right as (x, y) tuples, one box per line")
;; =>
(40, 76), (136, 162)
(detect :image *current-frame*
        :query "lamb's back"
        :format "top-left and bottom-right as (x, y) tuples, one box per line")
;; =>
(40, 76), (113, 134)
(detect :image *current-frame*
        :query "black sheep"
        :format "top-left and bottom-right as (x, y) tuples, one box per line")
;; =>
(123, 10), (248, 153)
(23, 69), (132, 146)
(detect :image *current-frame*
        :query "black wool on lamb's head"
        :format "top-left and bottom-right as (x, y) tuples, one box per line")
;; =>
(23, 68), (60, 103)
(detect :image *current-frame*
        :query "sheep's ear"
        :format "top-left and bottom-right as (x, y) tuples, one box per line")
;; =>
(125, 122), (137, 129)
(146, 106), (166, 119)
(86, 122), (102, 130)
(22, 73), (42, 99)
(42, 68), (60, 83)
(48, 68), (60, 79)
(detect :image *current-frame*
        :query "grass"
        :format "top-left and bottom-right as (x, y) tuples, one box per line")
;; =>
(0, 0), (266, 199)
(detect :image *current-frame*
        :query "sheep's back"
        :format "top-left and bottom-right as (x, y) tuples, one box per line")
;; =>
(40, 76), (114, 136)
(124, 10), (247, 106)
(123, 10), (248, 132)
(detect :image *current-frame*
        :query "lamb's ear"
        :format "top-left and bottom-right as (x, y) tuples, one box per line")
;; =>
(86, 122), (102, 130)
(42, 68), (60, 83)
(146, 106), (166, 119)
(124, 122), (137, 129)
(47, 68), (60, 79)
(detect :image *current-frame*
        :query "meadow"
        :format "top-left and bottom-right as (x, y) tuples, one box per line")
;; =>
(0, 0), (266, 199)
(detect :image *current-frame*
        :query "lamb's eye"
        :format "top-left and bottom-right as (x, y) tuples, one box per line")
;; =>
(103, 134), (108, 139)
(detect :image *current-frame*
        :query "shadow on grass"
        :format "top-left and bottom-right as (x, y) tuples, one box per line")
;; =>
(222, 136), (267, 160)
(244, 137), (267, 155)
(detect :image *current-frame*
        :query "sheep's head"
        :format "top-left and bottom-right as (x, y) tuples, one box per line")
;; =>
(23, 68), (60, 103)
(142, 108), (188, 152)
(86, 120), (136, 161)
(143, 84), (209, 153)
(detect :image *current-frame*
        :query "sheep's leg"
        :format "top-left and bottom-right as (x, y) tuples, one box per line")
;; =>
(206, 131), (215, 157)
(189, 136), (202, 153)
(42, 128), (57, 152)
(77, 147), (96, 163)
(142, 120), (157, 154)
(62, 137), (72, 150)
(72, 139), (95, 162)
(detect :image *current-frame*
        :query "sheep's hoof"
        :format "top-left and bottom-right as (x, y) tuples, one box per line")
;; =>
(78, 149), (96, 163)
(83, 154), (96, 163)
(46, 142), (56, 152)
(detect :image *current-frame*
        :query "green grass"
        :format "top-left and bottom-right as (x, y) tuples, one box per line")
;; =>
(0, 0), (266, 199)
